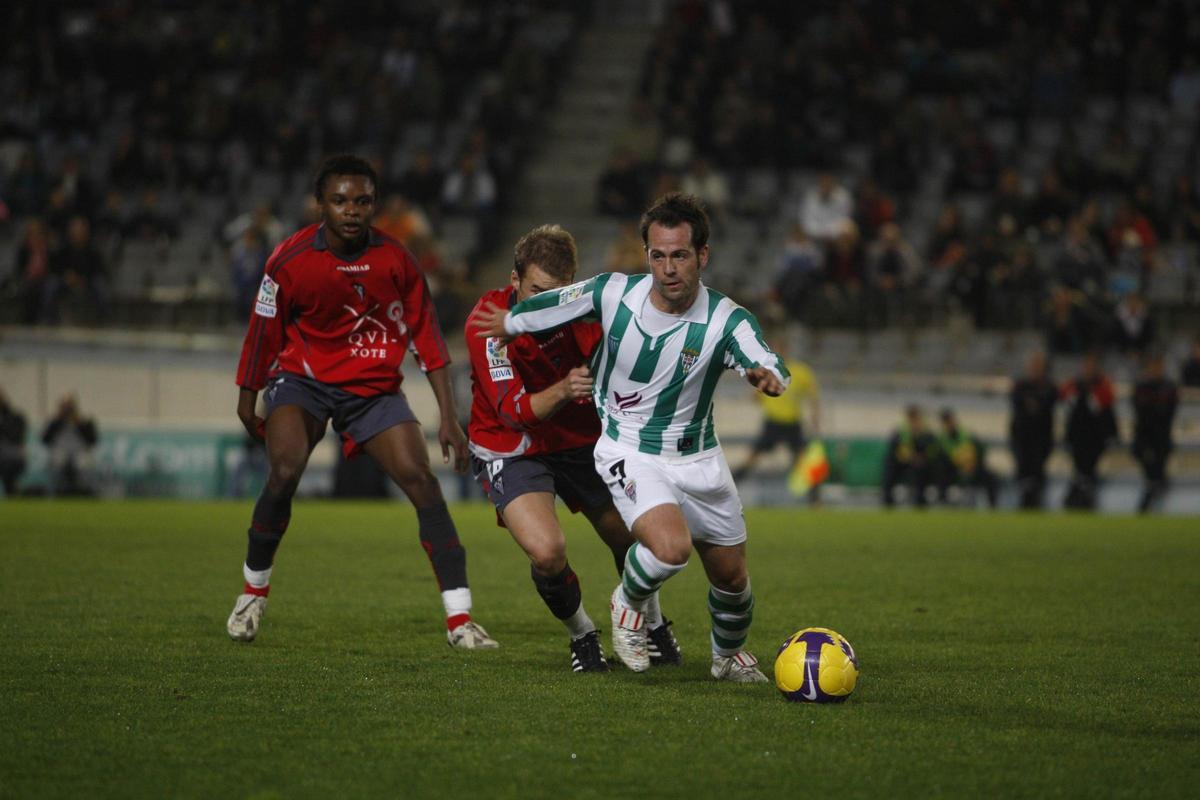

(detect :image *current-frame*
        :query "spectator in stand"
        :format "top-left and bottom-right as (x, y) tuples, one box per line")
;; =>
(374, 195), (432, 248)
(1110, 292), (1156, 355)
(871, 128), (917, 194)
(0, 390), (27, 497)
(772, 224), (825, 323)
(44, 215), (109, 324)
(229, 226), (269, 320)
(1010, 350), (1058, 509)
(224, 202), (286, 249)
(865, 222), (922, 326)
(882, 405), (938, 509)
(1106, 201), (1158, 273)
(442, 151), (498, 274)
(604, 220), (649, 275)
(1061, 352), (1118, 510)
(1131, 353), (1179, 513)
(397, 149), (445, 227)
(679, 158), (729, 232)
(822, 219), (865, 324)
(854, 177), (896, 240)
(1029, 168), (1075, 234)
(1045, 285), (1098, 356)
(42, 394), (99, 497)
(801, 173), (854, 246)
(1180, 339), (1200, 387)
(596, 148), (645, 218)
(1054, 215), (1107, 296)
(11, 218), (52, 325)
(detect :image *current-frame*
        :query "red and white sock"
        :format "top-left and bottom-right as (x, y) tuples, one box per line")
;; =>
(442, 587), (472, 631)
(243, 563), (271, 597)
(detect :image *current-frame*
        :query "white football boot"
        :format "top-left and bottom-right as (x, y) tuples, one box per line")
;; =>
(227, 594), (267, 642)
(711, 651), (769, 683)
(609, 585), (650, 672)
(447, 620), (499, 649)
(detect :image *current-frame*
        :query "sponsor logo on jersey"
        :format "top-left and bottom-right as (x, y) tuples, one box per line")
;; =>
(352, 281), (365, 300)
(558, 284), (584, 305)
(680, 347), (700, 373)
(486, 337), (510, 368)
(255, 275), (279, 318)
(614, 390), (641, 410)
(336, 264), (371, 272)
(489, 366), (513, 381)
(344, 302), (394, 358)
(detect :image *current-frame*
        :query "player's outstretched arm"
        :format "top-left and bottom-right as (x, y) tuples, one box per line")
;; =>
(470, 300), (511, 341)
(426, 366), (470, 473)
(237, 388), (265, 441)
(472, 275), (612, 341)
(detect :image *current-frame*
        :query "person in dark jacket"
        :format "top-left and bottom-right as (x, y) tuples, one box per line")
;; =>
(1131, 354), (1178, 513)
(882, 405), (938, 508)
(41, 394), (99, 496)
(1009, 351), (1058, 509)
(0, 390), (27, 497)
(1060, 353), (1118, 510)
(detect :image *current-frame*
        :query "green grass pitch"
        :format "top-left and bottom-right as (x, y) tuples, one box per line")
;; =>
(1, 501), (1197, 798)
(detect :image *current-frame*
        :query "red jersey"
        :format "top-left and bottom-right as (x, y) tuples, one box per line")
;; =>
(465, 287), (602, 459)
(236, 224), (450, 397)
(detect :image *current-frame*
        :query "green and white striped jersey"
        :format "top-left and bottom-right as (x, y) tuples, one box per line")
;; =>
(504, 272), (790, 461)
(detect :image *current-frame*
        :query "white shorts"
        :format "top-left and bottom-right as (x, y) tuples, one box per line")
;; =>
(593, 438), (747, 547)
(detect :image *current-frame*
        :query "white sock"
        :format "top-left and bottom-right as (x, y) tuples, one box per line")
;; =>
(563, 606), (596, 640)
(644, 591), (665, 630)
(243, 563), (272, 589)
(442, 587), (472, 618)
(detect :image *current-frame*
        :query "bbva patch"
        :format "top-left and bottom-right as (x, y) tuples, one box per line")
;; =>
(489, 366), (514, 381)
(486, 337), (510, 367)
(255, 275), (279, 318)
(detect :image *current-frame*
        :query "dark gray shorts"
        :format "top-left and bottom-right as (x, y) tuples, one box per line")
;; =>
(472, 445), (612, 522)
(263, 373), (417, 457)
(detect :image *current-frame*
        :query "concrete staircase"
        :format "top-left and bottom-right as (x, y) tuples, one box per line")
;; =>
(482, 3), (655, 284)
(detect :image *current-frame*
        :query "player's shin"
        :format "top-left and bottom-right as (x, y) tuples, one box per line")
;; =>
(708, 582), (754, 657)
(242, 489), (292, 596)
(619, 542), (685, 611)
(531, 563), (595, 639)
(416, 503), (473, 629)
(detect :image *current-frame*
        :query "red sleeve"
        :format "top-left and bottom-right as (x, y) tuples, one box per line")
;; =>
(235, 267), (289, 390)
(573, 320), (603, 360)
(465, 304), (543, 430)
(399, 250), (451, 373)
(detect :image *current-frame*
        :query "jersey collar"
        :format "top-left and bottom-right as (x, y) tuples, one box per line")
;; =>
(622, 275), (710, 323)
(312, 224), (380, 254)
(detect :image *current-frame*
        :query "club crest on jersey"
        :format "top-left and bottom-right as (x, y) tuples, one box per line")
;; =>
(624, 479), (637, 503)
(558, 284), (584, 305)
(352, 282), (365, 300)
(255, 275), (279, 318)
(680, 347), (700, 373)
(486, 337), (510, 368)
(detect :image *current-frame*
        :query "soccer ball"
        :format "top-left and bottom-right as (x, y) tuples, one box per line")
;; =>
(774, 627), (859, 703)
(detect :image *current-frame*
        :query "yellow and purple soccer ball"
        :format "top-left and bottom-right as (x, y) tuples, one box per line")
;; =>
(774, 627), (859, 703)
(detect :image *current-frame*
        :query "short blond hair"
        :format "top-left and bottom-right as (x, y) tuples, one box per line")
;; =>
(513, 224), (578, 281)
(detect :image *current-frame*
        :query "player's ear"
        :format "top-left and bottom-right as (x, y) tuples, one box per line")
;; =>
(697, 244), (709, 270)
(510, 269), (519, 290)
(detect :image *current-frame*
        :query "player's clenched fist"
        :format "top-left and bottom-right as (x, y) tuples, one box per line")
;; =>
(746, 365), (786, 397)
(560, 365), (594, 401)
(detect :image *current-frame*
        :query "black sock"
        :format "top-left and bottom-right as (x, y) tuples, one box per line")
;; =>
(610, 541), (631, 577)
(417, 503), (467, 591)
(245, 490), (292, 570)
(531, 563), (583, 620)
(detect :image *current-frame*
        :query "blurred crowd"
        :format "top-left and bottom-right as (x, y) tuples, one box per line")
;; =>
(1, 1), (589, 326)
(598, 0), (1200, 352)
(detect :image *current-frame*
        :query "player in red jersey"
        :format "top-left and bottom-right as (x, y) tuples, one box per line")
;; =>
(226, 154), (496, 650)
(465, 225), (678, 671)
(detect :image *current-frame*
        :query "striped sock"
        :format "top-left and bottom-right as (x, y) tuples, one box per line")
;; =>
(619, 543), (686, 610)
(243, 563), (271, 597)
(708, 583), (754, 657)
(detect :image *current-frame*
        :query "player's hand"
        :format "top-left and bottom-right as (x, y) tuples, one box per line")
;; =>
(237, 389), (266, 442)
(561, 366), (594, 401)
(440, 417), (470, 474)
(471, 301), (511, 342)
(746, 366), (785, 397)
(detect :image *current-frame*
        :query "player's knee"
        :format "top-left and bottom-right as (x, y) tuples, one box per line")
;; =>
(649, 539), (691, 567)
(710, 572), (748, 594)
(266, 462), (304, 495)
(397, 466), (440, 499)
(528, 543), (567, 576)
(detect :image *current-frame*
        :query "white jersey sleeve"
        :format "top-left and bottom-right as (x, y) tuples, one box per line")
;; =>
(503, 273), (619, 337)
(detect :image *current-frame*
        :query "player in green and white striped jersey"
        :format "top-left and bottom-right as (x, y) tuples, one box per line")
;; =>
(474, 194), (789, 682)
